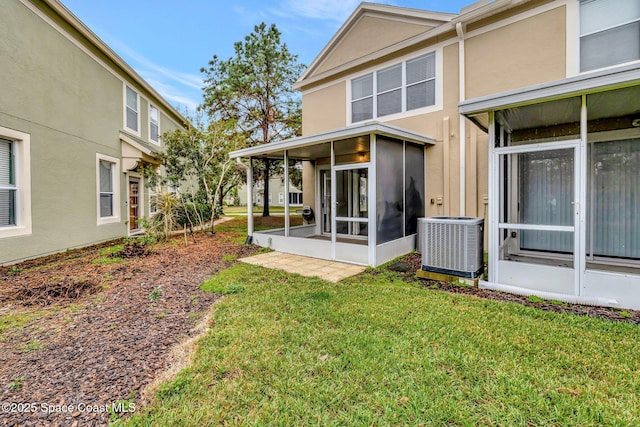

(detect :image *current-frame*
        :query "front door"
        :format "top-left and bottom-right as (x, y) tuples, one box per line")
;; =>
(129, 177), (140, 232)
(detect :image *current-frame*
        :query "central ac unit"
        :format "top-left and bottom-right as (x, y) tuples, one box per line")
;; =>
(418, 217), (484, 278)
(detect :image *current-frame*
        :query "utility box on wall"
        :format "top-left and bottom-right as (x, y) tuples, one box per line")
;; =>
(418, 217), (484, 278)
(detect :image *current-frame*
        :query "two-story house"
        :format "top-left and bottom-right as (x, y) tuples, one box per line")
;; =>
(1, 0), (187, 265)
(231, 0), (640, 309)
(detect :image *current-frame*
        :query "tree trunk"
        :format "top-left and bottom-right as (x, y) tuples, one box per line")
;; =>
(262, 159), (270, 217)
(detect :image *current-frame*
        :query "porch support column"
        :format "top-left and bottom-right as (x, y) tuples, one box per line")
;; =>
(247, 157), (254, 240)
(284, 150), (290, 237)
(330, 140), (336, 261)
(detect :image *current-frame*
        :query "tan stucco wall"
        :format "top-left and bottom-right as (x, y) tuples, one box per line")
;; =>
(315, 16), (434, 76)
(302, 81), (347, 134)
(465, 6), (566, 99)
(296, 1), (569, 238)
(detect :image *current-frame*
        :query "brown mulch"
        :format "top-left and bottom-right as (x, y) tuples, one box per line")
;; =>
(0, 226), (258, 427)
(395, 252), (640, 325)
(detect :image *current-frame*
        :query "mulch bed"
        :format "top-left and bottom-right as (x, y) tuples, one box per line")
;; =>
(0, 229), (258, 427)
(394, 252), (640, 325)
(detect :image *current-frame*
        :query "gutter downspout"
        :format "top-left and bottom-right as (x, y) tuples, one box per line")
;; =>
(236, 157), (254, 243)
(456, 22), (466, 216)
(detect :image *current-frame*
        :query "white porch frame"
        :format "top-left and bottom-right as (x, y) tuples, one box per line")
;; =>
(230, 122), (434, 267)
(461, 63), (640, 309)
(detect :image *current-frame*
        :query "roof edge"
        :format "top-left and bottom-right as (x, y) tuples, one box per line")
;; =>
(297, 2), (457, 84)
(41, 0), (189, 126)
(295, 0), (523, 91)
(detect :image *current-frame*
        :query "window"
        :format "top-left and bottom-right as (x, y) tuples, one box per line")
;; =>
(351, 52), (436, 123)
(149, 105), (159, 143)
(149, 186), (158, 215)
(0, 128), (31, 238)
(268, 193), (273, 203)
(125, 85), (139, 133)
(579, 0), (640, 72)
(278, 192), (284, 204)
(96, 154), (120, 224)
(0, 139), (16, 227)
(289, 193), (303, 205)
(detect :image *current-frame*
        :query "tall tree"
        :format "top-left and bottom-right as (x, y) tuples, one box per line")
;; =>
(201, 22), (304, 216)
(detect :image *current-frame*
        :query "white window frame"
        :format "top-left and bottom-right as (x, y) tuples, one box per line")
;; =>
(124, 84), (140, 136)
(268, 193), (273, 204)
(278, 192), (284, 204)
(0, 127), (31, 239)
(149, 104), (160, 144)
(568, 0), (640, 75)
(348, 50), (440, 124)
(149, 185), (159, 216)
(96, 153), (121, 225)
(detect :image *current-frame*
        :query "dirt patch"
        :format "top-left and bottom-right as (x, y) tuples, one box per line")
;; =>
(395, 252), (640, 325)
(0, 223), (258, 426)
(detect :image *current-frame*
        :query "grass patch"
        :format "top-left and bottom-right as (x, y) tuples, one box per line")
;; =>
(20, 338), (44, 353)
(0, 313), (43, 344)
(92, 256), (124, 265)
(126, 264), (640, 426)
(201, 272), (245, 295)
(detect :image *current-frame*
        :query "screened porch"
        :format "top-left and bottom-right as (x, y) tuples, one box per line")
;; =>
(461, 63), (640, 309)
(230, 122), (433, 266)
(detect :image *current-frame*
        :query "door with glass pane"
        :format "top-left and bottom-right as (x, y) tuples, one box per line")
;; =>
(334, 166), (368, 238)
(494, 141), (581, 295)
(129, 178), (140, 232)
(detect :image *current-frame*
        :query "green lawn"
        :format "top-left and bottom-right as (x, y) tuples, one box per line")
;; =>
(123, 259), (640, 426)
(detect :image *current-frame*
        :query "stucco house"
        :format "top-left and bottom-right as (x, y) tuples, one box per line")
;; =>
(1, 0), (186, 265)
(231, 0), (640, 309)
(234, 176), (303, 208)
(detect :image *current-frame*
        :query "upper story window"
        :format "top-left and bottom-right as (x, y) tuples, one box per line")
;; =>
(125, 85), (139, 133)
(580, 0), (640, 72)
(0, 127), (31, 238)
(351, 52), (436, 123)
(149, 105), (159, 143)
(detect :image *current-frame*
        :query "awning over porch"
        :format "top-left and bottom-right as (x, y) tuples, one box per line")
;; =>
(229, 121), (435, 160)
(459, 63), (640, 131)
(458, 63), (640, 310)
(120, 131), (162, 171)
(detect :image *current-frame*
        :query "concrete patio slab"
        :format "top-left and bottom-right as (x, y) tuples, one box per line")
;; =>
(239, 252), (366, 282)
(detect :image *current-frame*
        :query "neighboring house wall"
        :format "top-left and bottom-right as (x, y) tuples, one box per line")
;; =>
(237, 177), (303, 207)
(0, 0), (185, 265)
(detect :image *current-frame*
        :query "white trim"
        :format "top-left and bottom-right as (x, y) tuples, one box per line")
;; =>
(148, 104), (160, 145)
(96, 153), (121, 225)
(126, 172), (144, 235)
(567, 0), (640, 77)
(297, 0), (566, 90)
(124, 84), (141, 136)
(17, 0), (186, 125)
(230, 121), (434, 159)
(0, 127), (31, 239)
(346, 48), (443, 125)
(298, 2), (454, 83)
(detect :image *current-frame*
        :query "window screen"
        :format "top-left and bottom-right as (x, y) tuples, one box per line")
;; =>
(580, 0), (640, 71)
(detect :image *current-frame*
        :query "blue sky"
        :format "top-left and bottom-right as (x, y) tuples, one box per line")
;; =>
(60, 0), (472, 113)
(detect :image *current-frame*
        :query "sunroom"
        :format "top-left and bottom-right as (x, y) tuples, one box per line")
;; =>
(230, 122), (433, 266)
(460, 64), (640, 310)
